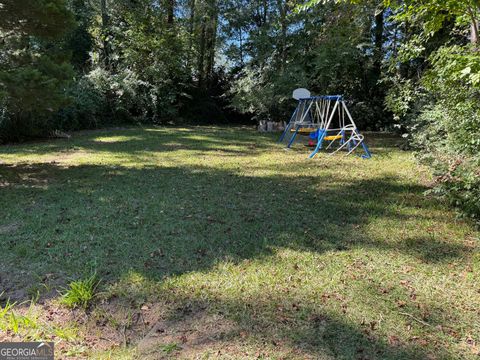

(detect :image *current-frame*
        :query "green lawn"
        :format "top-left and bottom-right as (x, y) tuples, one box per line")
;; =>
(0, 126), (478, 359)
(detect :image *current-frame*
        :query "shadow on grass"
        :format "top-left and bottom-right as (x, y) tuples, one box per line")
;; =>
(0, 162), (466, 278)
(0, 130), (469, 359)
(0, 126), (275, 158)
(0, 128), (402, 159)
(149, 294), (450, 360)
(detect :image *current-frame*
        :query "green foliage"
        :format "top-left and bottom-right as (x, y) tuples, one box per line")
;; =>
(87, 1), (191, 123)
(385, 15), (480, 223)
(231, 1), (389, 129)
(0, 299), (39, 335)
(160, 343), (181, 354)
(60, 274), (100, 310)
(66, 0), (94, 71)
(0, 57), (74, 114)
(416, 104), (480, 224)
(0, 0), (477, 224)
(231, 65), (304, 121)
(0, 0), (75, 142)
(392, 0), (477, 41)
(53, 75), (107, 131)
(0, 56), (74, 141)
(0, 0), (74, 38)
(1, 0), (396, 140)
(411, 45), (480, 224)
(0, 298), (15, 320)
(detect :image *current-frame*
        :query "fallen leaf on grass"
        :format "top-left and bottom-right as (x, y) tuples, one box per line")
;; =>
(388, 335), (401, 346)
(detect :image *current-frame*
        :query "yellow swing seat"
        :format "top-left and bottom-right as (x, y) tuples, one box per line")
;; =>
(290, 127), (317, 134)
(324, 135), (343, 141)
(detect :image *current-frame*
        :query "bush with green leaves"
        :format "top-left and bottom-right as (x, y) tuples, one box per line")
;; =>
(419, 69), (479, 223)
(0, 0), (75, 142)
(377, 0), (480, 225)
(387, 44), (480, 224)
(53, 76), (106, 131)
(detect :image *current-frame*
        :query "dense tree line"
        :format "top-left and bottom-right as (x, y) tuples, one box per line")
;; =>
(379, 0), (480, 223)
(0, 0), (478, 222)
(0, 0), (393, 138)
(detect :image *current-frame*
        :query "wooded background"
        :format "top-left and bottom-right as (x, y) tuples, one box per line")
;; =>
(0, 0), (479, 222)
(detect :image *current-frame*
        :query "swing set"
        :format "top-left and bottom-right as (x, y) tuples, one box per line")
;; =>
(279, 88), (372, 159)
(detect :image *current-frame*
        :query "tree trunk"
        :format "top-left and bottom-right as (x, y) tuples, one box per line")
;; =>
(467, 5), (479, 44)
(471, 20), (479, 44)
(373, 8), (384, 81)
(167, 0), (175, 26)
(263, 0), (268, 24)
(277, 0), (287, 73)
(392, 26), (398, 57)
(205, 7), (218, 87)
(100, 0), (110, 67)
(187, 0), (196, 69)
(188, 0), (196, 41)
(198, 16), (207, 87)
(239, 28), (244, 66)
(399, 21), (410, 78)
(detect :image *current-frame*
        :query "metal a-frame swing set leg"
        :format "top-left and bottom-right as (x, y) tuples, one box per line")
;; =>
(340, 100), (372, 159)
(279, 99), (315, 149)
(278, 106), (298, 143)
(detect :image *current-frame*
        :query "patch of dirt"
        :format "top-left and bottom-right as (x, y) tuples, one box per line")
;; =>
(0, 163), (51, 188)
(0, 266), (67, 303)
(137, 308), (238, 359)
(43, 149), (90, 165)
(74, 127), (133, 136)
(0, 291), (318, 359)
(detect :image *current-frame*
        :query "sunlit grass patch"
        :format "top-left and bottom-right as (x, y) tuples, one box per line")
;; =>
(0, 126), (478, 359)
(0, 298), (79, 342)
(92, 135), (144, 143)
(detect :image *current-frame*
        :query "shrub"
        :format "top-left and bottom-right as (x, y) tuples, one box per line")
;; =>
(387, 45), (480, 225)
(54, 76), (107, 131)
(60, 274), (99, 310)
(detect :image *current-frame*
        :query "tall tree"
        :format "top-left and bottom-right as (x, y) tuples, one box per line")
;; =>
(276, 0), (288, 73)
(0, 0), (75, 139)
(468, 3), (480, 44)
(205, 0), (219, 86)
(0, 0), (74, 37)
(100, 0), (111, 67)
(373, 6), (384, 79)
(198, 15), (207, 86)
